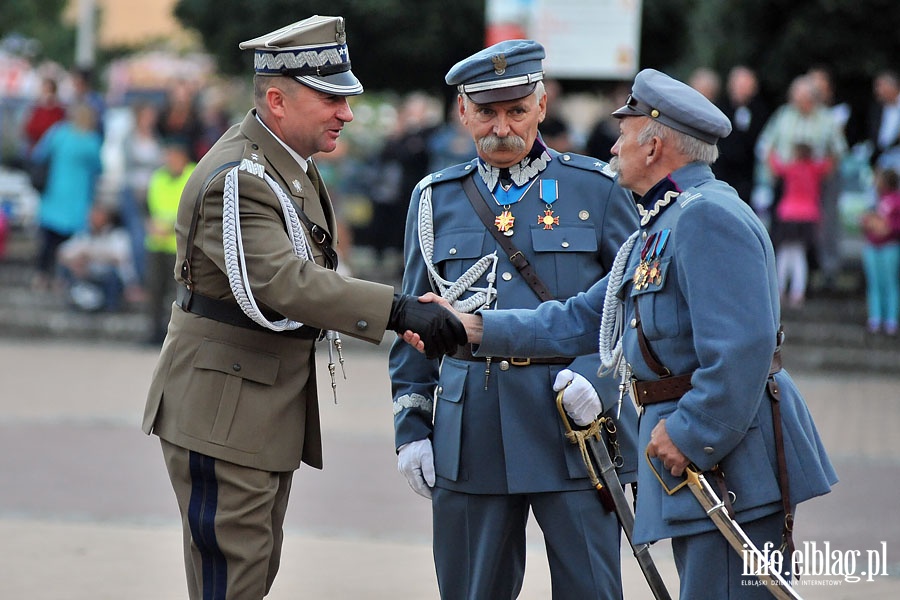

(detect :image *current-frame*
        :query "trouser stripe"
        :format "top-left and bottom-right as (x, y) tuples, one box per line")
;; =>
(188, 451), (228, 600)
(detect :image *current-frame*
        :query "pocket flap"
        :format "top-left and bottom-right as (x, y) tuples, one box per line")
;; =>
(437, 360), (468, 403)
(433, 231), (485, 261)
(193, 338), (280, 385)
(530, 225), (598, 253)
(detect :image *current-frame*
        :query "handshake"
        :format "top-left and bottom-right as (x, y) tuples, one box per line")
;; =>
(387, 294), (468, 359)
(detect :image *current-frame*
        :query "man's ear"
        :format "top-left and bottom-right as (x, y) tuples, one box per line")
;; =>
(645, 136), (661, 164)
(266, 87), (287, 119)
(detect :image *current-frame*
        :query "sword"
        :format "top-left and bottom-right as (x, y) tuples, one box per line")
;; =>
(556, 392), (673, 600)
(646, 453), (803, 599)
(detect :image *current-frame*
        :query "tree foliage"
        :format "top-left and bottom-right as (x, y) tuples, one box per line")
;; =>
(0, 0), (76, 65)
(174, 0), (484, 97)
(642, 0), (900, 123)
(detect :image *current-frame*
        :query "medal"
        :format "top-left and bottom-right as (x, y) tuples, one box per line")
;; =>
(495, 209), (515, 233)
(538, 179), (560, 230)
(539, 208), (559, 230)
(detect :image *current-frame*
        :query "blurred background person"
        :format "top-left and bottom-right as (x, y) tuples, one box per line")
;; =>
(56, 202), (139, 312)
(156, 78), (202, 162)
(859, 167), (900, 336)
(20, 76), (67, 194)
(867, 70), (900, 170)
(688, 66), (721, 103)
(714, 65), (769, 204)
(68, 67), (105, 138)
(756, 74), (847, 292)
(119, 102), (164, 285)
(584, 83), (631, 161)
(29, 102), (103, 291)
(538, 78), (574, 152)
(768, 142), (834, 308)
(143, 138), (194, 344)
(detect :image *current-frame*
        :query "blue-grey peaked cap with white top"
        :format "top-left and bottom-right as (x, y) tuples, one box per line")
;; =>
(239, 15), (363, 96)
(445, 39), (545, 104)
(612, 68), (732, 144)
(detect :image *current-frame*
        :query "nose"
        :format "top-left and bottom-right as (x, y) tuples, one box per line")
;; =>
(493, 113), (511, 137)
(611, 137), (621, 156)
(337, 98), (353, 123)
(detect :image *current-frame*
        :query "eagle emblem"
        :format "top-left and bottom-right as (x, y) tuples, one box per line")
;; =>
(492, 54), (507, 75)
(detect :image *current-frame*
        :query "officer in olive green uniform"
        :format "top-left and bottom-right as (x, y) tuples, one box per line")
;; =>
(142, 16), (464, 600)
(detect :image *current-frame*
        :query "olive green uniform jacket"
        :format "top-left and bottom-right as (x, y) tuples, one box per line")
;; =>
(143, 110), (395, 472)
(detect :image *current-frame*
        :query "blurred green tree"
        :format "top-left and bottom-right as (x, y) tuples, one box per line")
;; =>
(0, 0), (76, 65)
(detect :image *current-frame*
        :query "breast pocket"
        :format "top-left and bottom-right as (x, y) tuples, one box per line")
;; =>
(630, 256), (680, 339)
(530, 225), (600, 298)
(181, 338), (280, 453)
(432, 230), (489, 284)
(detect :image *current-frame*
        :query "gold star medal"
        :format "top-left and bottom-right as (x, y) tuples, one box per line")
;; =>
(539, 208), (559, 230)
(495, 210), (515, 234)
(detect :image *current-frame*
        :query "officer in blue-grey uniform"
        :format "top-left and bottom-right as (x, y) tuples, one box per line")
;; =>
(389, 40), (640, 599)
(414, 69), (838, 599)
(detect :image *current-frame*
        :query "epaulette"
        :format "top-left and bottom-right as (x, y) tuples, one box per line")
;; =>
(237, 143), (267, 180)
(415, 159), (479, 191)
(555, 152), (617, 180)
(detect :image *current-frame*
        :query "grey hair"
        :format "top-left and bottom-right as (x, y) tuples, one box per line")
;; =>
(637, 118), (719, 164)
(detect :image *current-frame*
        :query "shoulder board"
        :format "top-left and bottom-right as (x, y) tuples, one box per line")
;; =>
(237, 144), (267, 179)
(555, 152), (617, 180)
(416, 160), (479, 191)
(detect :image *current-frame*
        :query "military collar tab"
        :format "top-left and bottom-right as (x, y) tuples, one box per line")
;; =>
(477, 140), (551, 191)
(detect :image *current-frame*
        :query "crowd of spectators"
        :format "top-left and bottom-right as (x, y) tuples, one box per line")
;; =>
(2, 62), (899, 338)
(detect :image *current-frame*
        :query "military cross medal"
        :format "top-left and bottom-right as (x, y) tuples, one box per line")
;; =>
(495, 209), (515, 234)
(538, 179), (559, 230)
(539, 209), (559, 230)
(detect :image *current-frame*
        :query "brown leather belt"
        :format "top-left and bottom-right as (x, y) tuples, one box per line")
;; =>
(632, 351), (783, 407)
(450, 344), (571, 366)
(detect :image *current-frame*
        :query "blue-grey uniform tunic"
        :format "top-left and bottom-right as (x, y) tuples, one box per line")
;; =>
(476, 162), (837, 589)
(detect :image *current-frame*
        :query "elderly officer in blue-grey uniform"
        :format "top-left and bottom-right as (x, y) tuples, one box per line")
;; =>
(389, 40), (640, 599)
(407, 68), (838, 599)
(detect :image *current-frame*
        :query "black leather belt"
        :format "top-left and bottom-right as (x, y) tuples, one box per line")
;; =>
(450, 343), (571, 366)
(176, 286), (321, 340)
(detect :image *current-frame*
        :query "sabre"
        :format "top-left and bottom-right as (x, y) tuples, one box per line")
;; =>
(556, 391), (673, 600)
(646, 453), (803, 599)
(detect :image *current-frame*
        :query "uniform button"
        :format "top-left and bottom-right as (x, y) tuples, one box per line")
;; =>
(561, 241), (570, 248)
(449, 248), (457, 255)
(703, 446), (715, 455)
(579, 210), (590, 220)
(630, 318), (637, 328)
(642, 231), (648, 240)
(499, 361), (510, 371)
(501, 272), (513, 281)
(232, 363), (241, 372)
(356, 320), (368, 330)
(562, 154), (571, 161)
(437, 386), (443, 395)
(464, 164), (472, 170)
(251, 144), (259, 150)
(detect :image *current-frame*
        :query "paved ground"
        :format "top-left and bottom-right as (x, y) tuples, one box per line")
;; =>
(0, 336), (898, 599)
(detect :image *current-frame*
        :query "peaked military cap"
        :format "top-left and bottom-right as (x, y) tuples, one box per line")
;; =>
(446, 39), (545, 103)
(612, 68), (732, 144)
(239, 15), (363, 96)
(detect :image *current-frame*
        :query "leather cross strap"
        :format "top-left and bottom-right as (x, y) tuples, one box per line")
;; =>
(461, 174), (554, 302)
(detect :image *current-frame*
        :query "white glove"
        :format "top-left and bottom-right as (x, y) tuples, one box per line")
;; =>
(397, 439), (435, 499)
(553, 369), (603, 426)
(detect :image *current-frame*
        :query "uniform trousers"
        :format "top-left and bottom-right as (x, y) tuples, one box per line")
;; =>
(672, 510), (789, 599)
(161, 439), (293, 600)
(432, 486), (623, 600)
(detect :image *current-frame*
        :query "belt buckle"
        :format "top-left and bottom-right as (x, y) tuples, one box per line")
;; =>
(509, 357), (531, 367)
(630, 378), (644, 409)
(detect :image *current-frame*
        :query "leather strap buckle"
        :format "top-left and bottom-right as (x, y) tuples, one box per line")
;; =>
(509, 357), (531, 366)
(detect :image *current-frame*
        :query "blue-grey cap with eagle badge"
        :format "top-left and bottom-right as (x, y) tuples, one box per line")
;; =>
(239, 15), (363, 96)
(612, 68), (732, 144)
(445, 39), (545, 104)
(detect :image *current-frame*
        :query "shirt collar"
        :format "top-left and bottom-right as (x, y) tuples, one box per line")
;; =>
(255, 113), (308, 172)
(478, 138), (551, 191)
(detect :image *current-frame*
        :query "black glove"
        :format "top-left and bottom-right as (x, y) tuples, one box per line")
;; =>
(388, 294), (467, 359)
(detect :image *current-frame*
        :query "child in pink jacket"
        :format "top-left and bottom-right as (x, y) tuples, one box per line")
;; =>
(861, 168), (900, 335)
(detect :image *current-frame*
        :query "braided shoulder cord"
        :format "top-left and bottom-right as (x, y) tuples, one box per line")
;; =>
(598, 230), (641, 376)
(222, 166), (312, 331)
(417, 182), (499, 313)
